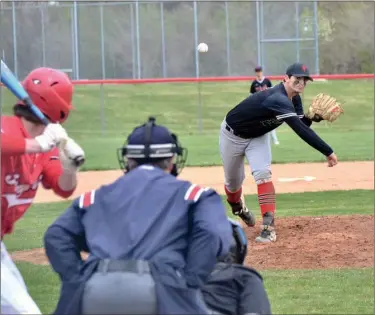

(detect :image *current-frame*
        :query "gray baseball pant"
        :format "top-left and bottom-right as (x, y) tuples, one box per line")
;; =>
(219, 119), (272, 191)
(82, 260), (157, 315)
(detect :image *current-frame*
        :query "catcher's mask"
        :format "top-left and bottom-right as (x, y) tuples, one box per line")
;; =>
(218, 218), (248, 265)
(117, 117), (188, 176)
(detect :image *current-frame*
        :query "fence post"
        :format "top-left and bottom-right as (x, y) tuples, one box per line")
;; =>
(130, 3), (136, 79)
(99, 83), (106, 135)
(313, 1), (320, 75)
(259, 1), (264, 71)
(40, 5), (46, 67)
(135, 0), (141, 79)
(160, 2), (167, 78)
(73, 0), (80, 79)
(193, 1), (202, 134)
(225, 1), (231, 76)
(295, 2), (300, 62)
(100, 3), (106, 79)
(70, 5), (75, 79)
(12, 1), (18, 78)
(256, 1), (261, 66)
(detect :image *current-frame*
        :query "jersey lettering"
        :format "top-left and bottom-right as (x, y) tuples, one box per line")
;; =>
(2, 173), (43, 209)
(4, 173), (43, 196)
(255, 84), (268, 92)
(260, 118), (280, 127)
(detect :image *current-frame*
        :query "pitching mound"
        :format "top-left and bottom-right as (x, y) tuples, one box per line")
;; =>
(246, 215), (374, 270)
(11, 214), (373, 270)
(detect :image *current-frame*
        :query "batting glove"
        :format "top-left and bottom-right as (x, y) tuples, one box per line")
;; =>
(35, 123), (68, 152)
(59, 137), (85, 173)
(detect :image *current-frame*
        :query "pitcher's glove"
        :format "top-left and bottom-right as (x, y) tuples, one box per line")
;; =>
(306, 93), (344, 123)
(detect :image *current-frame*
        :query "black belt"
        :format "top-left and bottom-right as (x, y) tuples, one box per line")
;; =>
(225, 123), (250, 139)
(97, 259), (151, 274)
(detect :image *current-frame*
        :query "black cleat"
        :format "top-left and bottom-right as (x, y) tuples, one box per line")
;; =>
(228, 199), (256, 227)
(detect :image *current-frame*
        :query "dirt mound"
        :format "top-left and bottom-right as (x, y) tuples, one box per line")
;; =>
(245, 214), (374, 270)
(11, 215), (374, 270)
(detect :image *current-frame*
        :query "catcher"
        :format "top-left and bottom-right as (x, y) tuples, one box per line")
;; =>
(219, 62), (344, 243)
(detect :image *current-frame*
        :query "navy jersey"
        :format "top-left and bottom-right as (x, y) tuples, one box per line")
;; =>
(250, 77), (272, 94)
(202, 263), (271, 315)
(44, 165), (232, 288)
(225, 82), (333, 156)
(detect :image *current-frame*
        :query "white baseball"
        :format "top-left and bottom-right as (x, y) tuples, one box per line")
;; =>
(197, 42), (208, 53)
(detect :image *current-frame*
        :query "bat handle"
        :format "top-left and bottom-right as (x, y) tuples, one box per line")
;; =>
(73, 156), (86, 168)
(59, 139), (86, 168)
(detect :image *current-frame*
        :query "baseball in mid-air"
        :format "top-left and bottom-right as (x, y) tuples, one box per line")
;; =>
(197, 43), (208, 53)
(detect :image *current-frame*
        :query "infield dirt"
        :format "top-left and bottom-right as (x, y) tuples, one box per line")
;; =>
(11, 161), (374, 270)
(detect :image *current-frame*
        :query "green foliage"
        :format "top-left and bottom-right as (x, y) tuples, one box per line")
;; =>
(317, 2), (374, 74)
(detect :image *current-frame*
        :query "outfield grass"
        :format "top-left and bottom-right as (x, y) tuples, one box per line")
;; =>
(16, 262), (374, 315)
(263, 268), (374, 314)
(4, 190), (374, 252)
(1, 79), (373, 170)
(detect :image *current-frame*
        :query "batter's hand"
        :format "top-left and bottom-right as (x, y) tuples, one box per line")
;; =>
(35, 123), (68, 152)
(327, 152), (338, 167)
(59, 137), (85, 172)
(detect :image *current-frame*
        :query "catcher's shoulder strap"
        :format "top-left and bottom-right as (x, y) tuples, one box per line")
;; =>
(184, 183), (212, 203)
(78, 189), (96, 209)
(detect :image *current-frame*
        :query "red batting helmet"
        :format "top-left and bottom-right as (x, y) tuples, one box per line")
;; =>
(21, 67), (74, 123)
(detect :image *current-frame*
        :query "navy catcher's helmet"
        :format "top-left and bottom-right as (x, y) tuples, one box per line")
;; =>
(117, 117), (188, 176)
(219, 218), (248, 264)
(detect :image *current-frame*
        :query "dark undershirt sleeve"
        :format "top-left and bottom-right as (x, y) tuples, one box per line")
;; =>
(284, 116), (333, 156)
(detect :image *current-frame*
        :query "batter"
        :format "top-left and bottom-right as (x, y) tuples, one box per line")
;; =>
(219, 63), (338, 243)
(1, 67), (85, 314)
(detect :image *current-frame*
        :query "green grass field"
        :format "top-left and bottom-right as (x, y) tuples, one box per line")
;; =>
(1, 78), (374, 314)
(16, 263), (374, 314)
(5, 190), (374, 252)
(4, 189), (374, 314)
(1, 79), (374, 170)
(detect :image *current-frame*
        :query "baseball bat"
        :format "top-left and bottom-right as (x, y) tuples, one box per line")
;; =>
(1, 59), (84, 167)
(1, 59), (49, 125)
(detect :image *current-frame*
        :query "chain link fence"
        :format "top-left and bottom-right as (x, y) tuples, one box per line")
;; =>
(1, 1), (321, 80)
(1, 1), (373, 136)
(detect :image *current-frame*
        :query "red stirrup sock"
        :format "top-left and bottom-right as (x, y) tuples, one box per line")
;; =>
(257, 182), (276, 216)
(224, 186), (242, 204)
